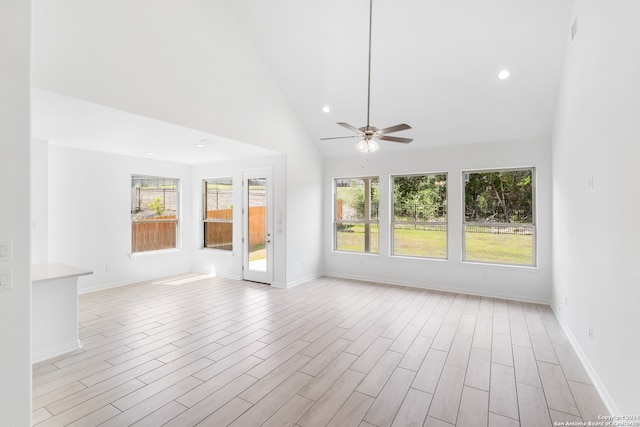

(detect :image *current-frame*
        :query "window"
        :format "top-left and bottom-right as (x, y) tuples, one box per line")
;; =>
(131, 175), (179, 253)
(463, 168), (535, 266)
(334, 177), (379, 253)
(203, 177), (233, 250)
(391, 173), (447, 258)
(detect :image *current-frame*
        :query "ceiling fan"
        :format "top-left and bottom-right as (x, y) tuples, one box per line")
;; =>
(321, 0), (412, 153)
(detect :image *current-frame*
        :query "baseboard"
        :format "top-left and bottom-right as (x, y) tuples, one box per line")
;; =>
(323, 271), (551, 305)
(32, 339), (81, 364)
(78, 272), (217, 294)
(78, 274), (170, 294)
(282, 273), (323, 289)
(550, 304), (620, 415)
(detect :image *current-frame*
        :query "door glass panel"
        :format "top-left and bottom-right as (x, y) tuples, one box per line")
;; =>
(248, 178), (267, 272)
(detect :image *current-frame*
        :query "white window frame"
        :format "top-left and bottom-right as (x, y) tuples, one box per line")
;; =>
(203, 177), (233, 251)
(334, 176), (379, 254)
(390, 172), (448, 259)
(462, 167), (536, 267)
(131, 174), (180, 253)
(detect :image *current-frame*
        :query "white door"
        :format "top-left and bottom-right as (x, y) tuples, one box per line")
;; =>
(242, 169), (273, 284)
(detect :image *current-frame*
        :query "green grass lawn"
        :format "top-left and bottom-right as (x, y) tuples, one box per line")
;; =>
(465, 231), (533, 265)
(393, 227), (447, 258)
(336, 225), (533, 265)
(249, 244), (266, 262)
(336, 225), (379, 253)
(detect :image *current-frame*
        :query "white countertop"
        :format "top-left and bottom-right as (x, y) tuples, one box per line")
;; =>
(32, 262), (93, 283)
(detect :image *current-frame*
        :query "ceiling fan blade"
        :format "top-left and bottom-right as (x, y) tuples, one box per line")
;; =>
(377, 135), (413, 144)
(320, 135), (359, 141)
(337, 122), (362, 133)
(377, 123), (412, 135)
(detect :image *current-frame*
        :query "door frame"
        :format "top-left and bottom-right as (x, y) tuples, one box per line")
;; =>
(242, 168), (273, 284)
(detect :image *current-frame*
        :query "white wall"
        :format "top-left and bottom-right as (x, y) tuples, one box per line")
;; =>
(47, 145), (194, 292)
(0, 0), (32, 423)
(191, 155), (288, 284)
(32, 139), (49, 263)
(325, 138), (552, 303)
(551, 0), (640, 414)
(33, 0), (324, 287)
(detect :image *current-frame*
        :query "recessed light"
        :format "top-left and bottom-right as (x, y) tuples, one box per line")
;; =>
(144, 152), (155, 156)
(322, 106), (331, 113)
(498, 69), (511, 80)
(194, 142), (206, 148)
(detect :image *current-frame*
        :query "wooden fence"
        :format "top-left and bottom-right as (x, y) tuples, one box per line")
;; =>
(206, 207), (266, 248)
(205, 209), (233, 250)
(131, 215), (177, 253)
(132, 209), (267, 253)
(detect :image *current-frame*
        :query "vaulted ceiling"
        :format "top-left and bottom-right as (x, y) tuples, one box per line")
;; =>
(32, 0), (575, 162)
(226, 0), (575, 156)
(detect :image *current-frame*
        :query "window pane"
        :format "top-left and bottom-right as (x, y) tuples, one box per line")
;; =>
(464, 225), (534, 265)
(204, 222), (233, 250)
(131, 175), (178, 219)
(335, 223), (379, 253)
(391, 173), (447, 258)
(131, 175), (179, 253)
(393, 224), (447, 258)
(247, 178), (267, 271)
(205, 178), (233, 213)
(132, 221), (177, 253)
(464, 170), (533, 224)
(393, 174), (447, 222)
(463, 169), (535, 266)
(335, 178), (379, 221)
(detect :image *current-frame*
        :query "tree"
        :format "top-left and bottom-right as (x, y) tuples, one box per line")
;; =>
(148, 197), (164, 216)
(345, 178), (379, 220)
(464, 170), (533, 223)
(393, 174), (446, 221)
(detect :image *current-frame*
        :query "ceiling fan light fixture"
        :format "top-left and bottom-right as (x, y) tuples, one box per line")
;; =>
(356, 138), (379, 153)
(498, 69), (511, 80)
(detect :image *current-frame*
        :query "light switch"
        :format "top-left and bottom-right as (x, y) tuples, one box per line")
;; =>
(0, 241), (12, 260)
(0, 267), (12, 290)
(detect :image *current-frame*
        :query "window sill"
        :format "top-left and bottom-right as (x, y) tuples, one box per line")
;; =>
(332, 250), (380, 256)
(390, 254), (449, 263)
(200, 247), (235, 255)
(129, 248), (181, 258)
(460, 261), (539, 272)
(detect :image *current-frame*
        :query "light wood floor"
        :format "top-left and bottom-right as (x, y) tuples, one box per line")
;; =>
(33, 274), (608, 426)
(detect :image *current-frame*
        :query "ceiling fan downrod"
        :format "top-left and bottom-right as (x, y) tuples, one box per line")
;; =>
(320, 0), (413, 152)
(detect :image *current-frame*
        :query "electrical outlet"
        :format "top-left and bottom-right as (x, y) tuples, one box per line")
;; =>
(588, 323), (593, 340)
(105, 264), (112, 272)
